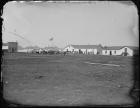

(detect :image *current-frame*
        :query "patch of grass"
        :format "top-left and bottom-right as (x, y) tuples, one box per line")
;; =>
(2, 53), (135, 105)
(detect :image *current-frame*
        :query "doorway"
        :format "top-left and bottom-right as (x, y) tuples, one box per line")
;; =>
(124, 48), (128, 56)
(110, 51), (112, 55)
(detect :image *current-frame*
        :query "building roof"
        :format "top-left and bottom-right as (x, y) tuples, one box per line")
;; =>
(8, 42), (18, 44)
(103, 46), (124, 50)
(103, 46), (139, 50)
(3, 43), (8, 46)
(70, 45), (102, 49)
(126, 46), (139, 51)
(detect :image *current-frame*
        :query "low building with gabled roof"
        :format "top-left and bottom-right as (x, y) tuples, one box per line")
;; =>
(63, 44), (102, 54)
(102, 46), (139, 56)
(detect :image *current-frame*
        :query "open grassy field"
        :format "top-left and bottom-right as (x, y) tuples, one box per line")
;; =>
(2, 53), (135, 106)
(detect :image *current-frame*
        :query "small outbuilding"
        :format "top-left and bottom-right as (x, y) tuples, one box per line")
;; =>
(8, 42), (18, 52)
(2, 42), (18, 53)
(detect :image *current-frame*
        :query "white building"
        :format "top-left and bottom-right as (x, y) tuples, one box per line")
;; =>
(2, 46), (8, 50)
(18, 48), (34, 53)
(63, 44), (102, 54)
(102, 46), (137, 56)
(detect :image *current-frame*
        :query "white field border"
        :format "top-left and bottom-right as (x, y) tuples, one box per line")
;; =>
(84, 61), (120, 67)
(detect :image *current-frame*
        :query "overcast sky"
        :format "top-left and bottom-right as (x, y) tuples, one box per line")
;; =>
(2, 1), (138, 48)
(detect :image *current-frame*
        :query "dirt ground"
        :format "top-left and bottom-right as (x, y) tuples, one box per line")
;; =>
(2, 53), (135, 106)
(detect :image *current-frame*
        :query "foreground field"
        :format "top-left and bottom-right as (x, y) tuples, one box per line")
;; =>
(2, 53), (135, 106)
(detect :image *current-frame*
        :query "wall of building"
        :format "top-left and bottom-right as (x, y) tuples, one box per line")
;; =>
(2, 46), (9, 53)
(93, 49), (98, 54)
(102, 50), (110, 55)
(8, 42), (18, 53)
(120, 47), (133, 56)
(63, 45), (101, 55)
(102, 47), (133, 56)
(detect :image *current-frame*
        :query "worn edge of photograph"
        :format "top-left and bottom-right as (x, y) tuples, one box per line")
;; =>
(0, 0), (139, 107)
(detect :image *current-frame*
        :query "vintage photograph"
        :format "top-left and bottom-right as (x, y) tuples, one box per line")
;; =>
(1, 1), (139, 106)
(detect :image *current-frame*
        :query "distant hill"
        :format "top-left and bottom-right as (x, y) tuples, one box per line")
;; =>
(24, 46), (40, 49)
(44, 46), (60, 51)
(18, 45), (24, 50)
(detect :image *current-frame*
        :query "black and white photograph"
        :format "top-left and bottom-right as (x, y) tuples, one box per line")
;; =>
(1, 1), (139, 107)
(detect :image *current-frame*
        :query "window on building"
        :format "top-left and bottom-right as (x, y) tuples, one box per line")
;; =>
(110, 51), (112, 55)
(124, 48), (127, 53)
(114, 50), (116, 54)
(105, 50), (107, 54)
